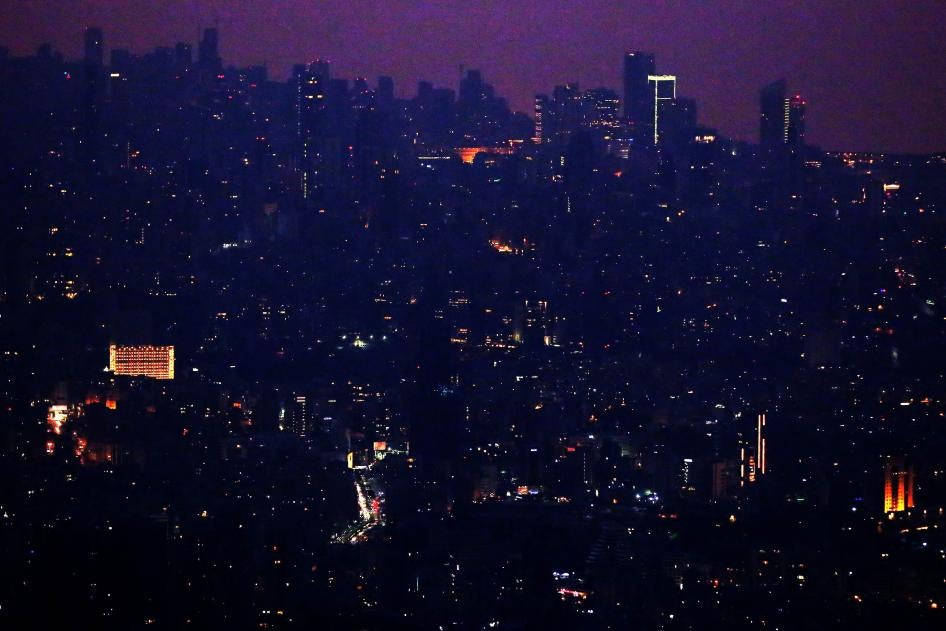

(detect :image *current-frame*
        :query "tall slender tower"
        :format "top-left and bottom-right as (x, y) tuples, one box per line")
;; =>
(741, 412), (768, 485)
(787, 94), (807, 151)
(84, 27), (104, 67)
(760, 80), (788, 149)
(296, 61), (330, 199)
(756, 413), (766, 476)
(761, 80), (806, 154)
(623, 52), (656, 133)
(533, 94), (548, 144)
(198, 28), (221, 72)
(647, 74), (677, 145)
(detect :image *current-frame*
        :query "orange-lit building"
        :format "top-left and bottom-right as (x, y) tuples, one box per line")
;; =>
(740, 413), (767, 486)
(456, 146), (515, 164)
(109, 344), (175, 380)
(883, 458), (915, 513)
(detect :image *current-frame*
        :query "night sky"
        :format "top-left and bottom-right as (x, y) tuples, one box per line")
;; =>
(3, 0), (944, 153)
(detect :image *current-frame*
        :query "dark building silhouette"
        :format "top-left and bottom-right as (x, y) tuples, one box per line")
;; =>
(174, 42), (192, 69)
(83, 27), (104, 67)
(760, 79), (787, 149)
(197, 27), (221, 72)
(377, 75), (395, 111)
(296, 61), (330, 199)
(623, 51), (656, 137)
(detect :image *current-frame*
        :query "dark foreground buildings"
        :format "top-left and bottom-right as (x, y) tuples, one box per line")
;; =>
(1, 26), (945, 630)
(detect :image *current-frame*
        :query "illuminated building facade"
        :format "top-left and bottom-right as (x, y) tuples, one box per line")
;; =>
(286, 395), (311, 438)
(787, 94), (806, 150)
(456, 146), (514, 164)
(757, 412), (767, 476)
(883, 458), (915, 513)
(761, 80), (806, 153)
(647, 74), (677, 145)
(108, 344), (175, 380)
(582, 87), (621, 132)
(47, 404), (71, 435)
(740, 413), (767, 485)
(533, 94), (548, 144)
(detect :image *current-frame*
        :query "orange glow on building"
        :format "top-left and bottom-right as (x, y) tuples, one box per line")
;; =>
(47, 404), (69, 435)
(109, 344), (175, 380)
(757, 413), (767, 475)
(489, 239), (516, 254)
(457, 146), (514, 164)
(884, 458), (915, 513)
(741, 413), (768, 486)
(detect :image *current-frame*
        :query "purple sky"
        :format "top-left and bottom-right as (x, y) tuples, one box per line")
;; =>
(3, 0), (945, 153)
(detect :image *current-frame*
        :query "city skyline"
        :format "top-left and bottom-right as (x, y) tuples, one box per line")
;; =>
(2, 0), (945, 154)
(2, 3), (945, 627)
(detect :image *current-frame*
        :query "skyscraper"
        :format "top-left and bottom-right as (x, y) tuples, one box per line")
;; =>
(533, 94), (549, 144)
(287, 395), (312, 438)
(787, 94), (807, 151)
(760, 79), (807, 202)
(760, 79), (788, 149)
(84, 27), (103, 67)
(756, 412), (766, 477)
(582, 87), (621, 132)
(376, 75), (395, 111)
(551, 82), (582, 144)
(740, 413), (767, 485)
(647, 74), (677, 145)
(198, 28), (221, 72)
(296, 61), (330, 199)
(623, 51), (656, 134)
(883, 458), (915, 513)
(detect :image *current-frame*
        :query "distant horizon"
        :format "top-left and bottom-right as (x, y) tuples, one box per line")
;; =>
(2, 0), (944, 155)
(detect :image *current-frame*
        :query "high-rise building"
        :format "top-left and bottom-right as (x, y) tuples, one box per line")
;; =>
(108, 344), (175, 380)
(296, 61), (330, 199)
(760, 79), (788, 149)
(623, 51), (656, 132)
(549, 82), (581, 145)
(647, 74), (677, 145)
(740, 412), (767, 485)
(787, 94), (806, 150)
(84, 27), (104, 67)
(760, 80), (806, 153)
(459, 69), (486, 111)
(198, 28), (221, 71)
(582, 87), (621, 132)
(883, 458), (915, 513)
(376, 75), (395, 111)
(286, 395), (312, 438)
(533, 94), (548, 144)
(756, 412), (767, 476)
